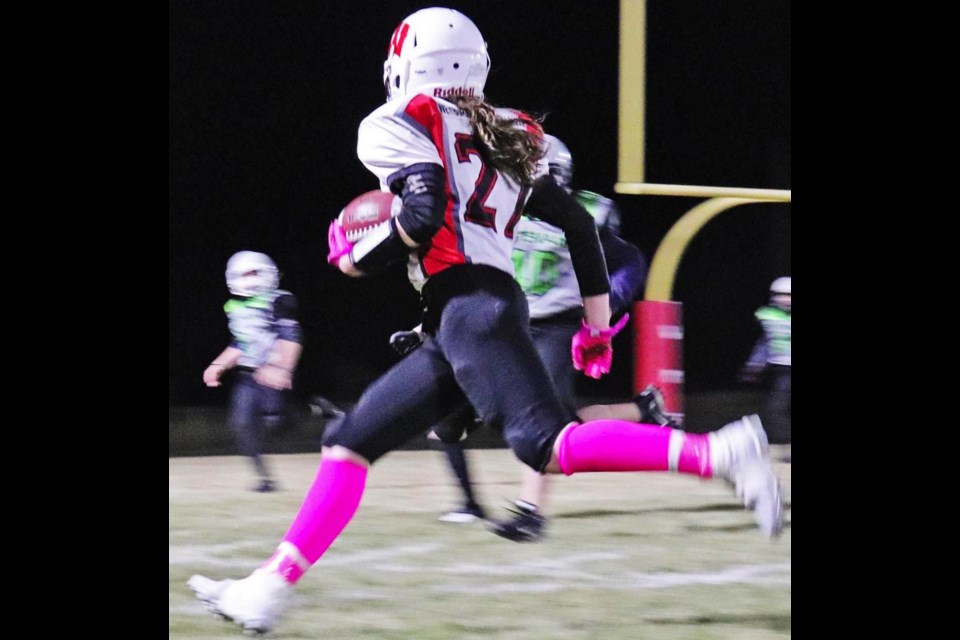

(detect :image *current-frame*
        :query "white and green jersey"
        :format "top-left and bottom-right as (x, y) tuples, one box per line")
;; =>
(512, 190), (623, 320)
(755, 306), (791, 366)
(224, 289), (302, 369)
(512, 215), (579, 319)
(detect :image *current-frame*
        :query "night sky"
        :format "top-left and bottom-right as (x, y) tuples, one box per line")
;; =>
(169, 0), (791, 407)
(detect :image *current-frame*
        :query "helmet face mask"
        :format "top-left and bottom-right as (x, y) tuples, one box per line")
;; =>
(543, 134), (574, 192)
(383, 7), (490, 103)
(225, 251), (280, 298)
(542, 133), (620, 234)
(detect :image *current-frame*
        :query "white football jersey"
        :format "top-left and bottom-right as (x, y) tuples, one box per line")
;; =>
(357, 94), (548, 291)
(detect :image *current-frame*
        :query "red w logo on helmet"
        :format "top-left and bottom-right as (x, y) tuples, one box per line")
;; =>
(388, 23), (410, 56)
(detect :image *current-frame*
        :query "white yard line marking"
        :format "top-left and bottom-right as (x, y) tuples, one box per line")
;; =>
(430, 562), (791, 595)
(172, 538), (789, 595)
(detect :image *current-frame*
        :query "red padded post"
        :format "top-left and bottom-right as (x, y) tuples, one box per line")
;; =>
(633, 300), (684, 426)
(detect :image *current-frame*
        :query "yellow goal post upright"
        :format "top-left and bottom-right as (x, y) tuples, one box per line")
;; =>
(616, 0), (791, 425)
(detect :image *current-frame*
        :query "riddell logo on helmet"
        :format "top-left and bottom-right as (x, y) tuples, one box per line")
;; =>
(434, 87), (476, 98)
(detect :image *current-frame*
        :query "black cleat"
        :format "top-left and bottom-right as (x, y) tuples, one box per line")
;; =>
(254, 479), (277, 493)
(309, 395), (345, 418)
(632, 384), (678, 427)
(389, 330), (425, 357)
(487, 500), (547, 542)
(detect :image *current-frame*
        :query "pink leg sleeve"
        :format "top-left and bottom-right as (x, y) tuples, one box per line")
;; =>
(556, 420), (712, 477)
(263, 457), (368, 584)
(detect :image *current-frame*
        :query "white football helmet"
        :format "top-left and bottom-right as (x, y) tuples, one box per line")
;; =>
(383, 7), (490, 102)
(225, 251), (280, 298)
(770, 276), (791, 295)
(543, 134), (574, 192)
(770, 276), (791, 311)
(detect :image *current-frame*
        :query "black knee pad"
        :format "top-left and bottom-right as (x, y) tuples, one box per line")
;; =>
(320, 415), (349, 448)
(320, 415), (390, 464)
(501, 424), (561, 472)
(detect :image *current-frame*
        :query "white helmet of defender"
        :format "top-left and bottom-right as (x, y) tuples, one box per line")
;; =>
(769, 276), (791, 311)
(770, 277), (791, 295)
(543, 134), (619, 234)
(543, 134), (574, 192)
(383, 7), (490, 102)
(225, 251), (280, 298)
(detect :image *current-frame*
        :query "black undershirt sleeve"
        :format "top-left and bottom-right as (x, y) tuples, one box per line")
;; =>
(387, 162), (448, 244)
(525, 176), (610, 297)
(273, 292), (303, 343)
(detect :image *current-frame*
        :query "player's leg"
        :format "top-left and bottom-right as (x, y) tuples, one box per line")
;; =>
(488, 318), (575, 541)
(576, 384), (675, 426)
(227, 372), (272, 490)
(431, 269), (781, 538)
(488, 466), (549, 542)
(252, 386), (296, 492)
(437, 439), (487, 522)
(764, 365), (791, 446)
(261, 386), (296, 439)
(491, 345), (674, 540)
(276, 336), (466, 574)
(432, 267), (577, 477)
(541, 416), (783, 537)
(190, 339), (467, 632)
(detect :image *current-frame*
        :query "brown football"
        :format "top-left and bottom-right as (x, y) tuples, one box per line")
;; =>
(338, 190), (398, 242)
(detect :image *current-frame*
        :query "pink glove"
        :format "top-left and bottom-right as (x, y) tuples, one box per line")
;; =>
(327, 218), (354, 268)
(571, 313), (630, 379)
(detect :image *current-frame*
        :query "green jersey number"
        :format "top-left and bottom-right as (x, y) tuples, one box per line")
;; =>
(513, 249), (561, 296)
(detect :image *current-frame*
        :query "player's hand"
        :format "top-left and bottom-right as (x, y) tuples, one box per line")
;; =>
(327, 218), (354, 268)
(255, 364), (293, 390)
(203, 364), (225, 387)
(390, 329), (424, 356)
(571, 313), (630, 379)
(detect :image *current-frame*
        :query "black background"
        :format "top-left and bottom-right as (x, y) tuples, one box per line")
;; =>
(169, 0), (791, 408)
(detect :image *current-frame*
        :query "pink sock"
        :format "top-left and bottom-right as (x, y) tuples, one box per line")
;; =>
(262, 457), (368, 584)
(556, 420), (713, 477)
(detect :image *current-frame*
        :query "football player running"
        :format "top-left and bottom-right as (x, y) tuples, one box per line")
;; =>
(189, 7), (783, 634)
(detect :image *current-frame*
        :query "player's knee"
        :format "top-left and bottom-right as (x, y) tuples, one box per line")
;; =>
(503, 432), (552, 473)
(321, 444), (370, 467)
(319, 415), (349, 448)
(542, 454), (563, 474)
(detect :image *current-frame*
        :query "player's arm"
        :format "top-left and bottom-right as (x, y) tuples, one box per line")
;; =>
(337, 105), (448, 276)
(600, 230), (647, 315)
(255, 293), (303, 390)
(739, 337), (769, 383)
(261, 339), (302, 376)
(525, 175), (611, 330)
(203, 346), (242, 387)
(339, 162), (447, 277)
(266, 292), (304, 372)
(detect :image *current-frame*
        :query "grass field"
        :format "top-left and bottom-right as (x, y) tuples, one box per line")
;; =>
(169, 447), (791, 639)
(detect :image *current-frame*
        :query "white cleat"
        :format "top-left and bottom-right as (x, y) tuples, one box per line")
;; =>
(737, 458), (785, 538)
(188, 569), (291, 635)
(711, 415), (783, 537)
(711, 414), (769, 484)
